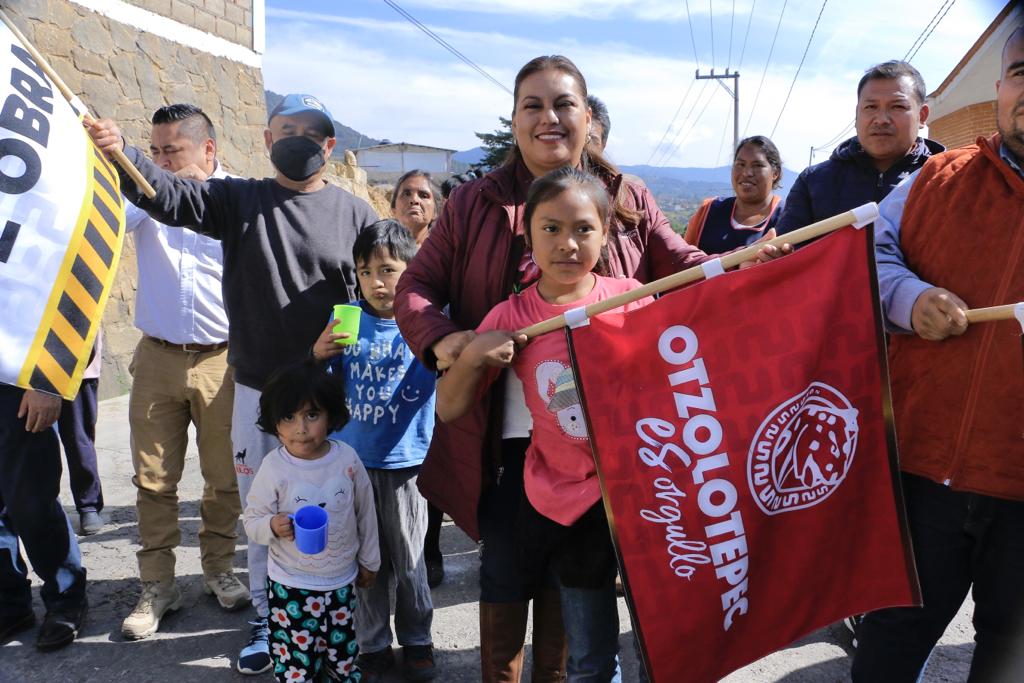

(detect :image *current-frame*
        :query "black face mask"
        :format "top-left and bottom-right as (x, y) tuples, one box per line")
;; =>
(270, 136), (326, 181)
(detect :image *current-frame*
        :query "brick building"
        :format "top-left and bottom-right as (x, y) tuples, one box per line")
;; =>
(926, 1), (1023, 150)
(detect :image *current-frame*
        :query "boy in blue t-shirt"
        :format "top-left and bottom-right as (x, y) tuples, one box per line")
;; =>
(313, 220), (436, 682)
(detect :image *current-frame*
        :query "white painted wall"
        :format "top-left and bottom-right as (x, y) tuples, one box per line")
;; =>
(928, 4), (1023, 118)
(71, 0), (262, 67)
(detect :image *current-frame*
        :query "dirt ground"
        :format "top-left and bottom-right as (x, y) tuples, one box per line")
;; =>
(1, 394), (975, 682)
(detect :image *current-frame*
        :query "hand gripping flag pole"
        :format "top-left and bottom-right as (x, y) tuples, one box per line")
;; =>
(966, 302), (1024, 327)
(434, 203), (879, 370)
(966, 302), (1024, 370)
(518, 202), (880, 338)
(0, 8), (156, 198)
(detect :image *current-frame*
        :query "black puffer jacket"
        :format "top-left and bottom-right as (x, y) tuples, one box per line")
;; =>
(776, 136), (945, 234)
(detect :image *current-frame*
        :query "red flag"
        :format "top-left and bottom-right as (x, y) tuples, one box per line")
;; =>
(569, 226), (919, 682)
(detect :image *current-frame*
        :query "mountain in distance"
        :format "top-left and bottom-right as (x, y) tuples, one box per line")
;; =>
(621, 163), (802, 189)
(264, 90), (382, 158)
(620, 164), (802, 234)
(453, 146), (486, 165)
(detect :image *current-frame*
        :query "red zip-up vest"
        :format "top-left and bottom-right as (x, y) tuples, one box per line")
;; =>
(889, 134), (1024, 501)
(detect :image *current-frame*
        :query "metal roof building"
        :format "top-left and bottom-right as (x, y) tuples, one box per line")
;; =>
(353, 142), (457, 174)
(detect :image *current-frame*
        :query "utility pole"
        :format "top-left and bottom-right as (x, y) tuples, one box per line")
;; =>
(695, 69), (739, 155)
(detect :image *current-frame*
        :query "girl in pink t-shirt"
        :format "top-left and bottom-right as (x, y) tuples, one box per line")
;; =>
(437, 167), (651, 681)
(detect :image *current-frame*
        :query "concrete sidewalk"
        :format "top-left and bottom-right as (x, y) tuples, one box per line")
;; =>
(3, 395), (975, 681)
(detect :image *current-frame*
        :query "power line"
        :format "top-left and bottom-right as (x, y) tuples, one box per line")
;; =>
(742, 0), (787, 137)
(684, 0), (701, 69)
(770, 0), (829, 137)
(715, 99), (733, 166)
(736, 0), (756, 70)
(709, 0), (715, 69)
(381, 0), (512, 95)
(655, 81), (710, 166)
(646, 0), (702, 164)
(906, 0), (956, 61)
(646, 79), (697, 164)
(726, 0), (736, 70)
(903, 0), (947, 59)
(809, 0), (956, 162)
(657, 83), (718, 166)
(813, 120), (855, 151)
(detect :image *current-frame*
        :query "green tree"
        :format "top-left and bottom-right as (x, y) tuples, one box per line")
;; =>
(475, 117), (514, 169)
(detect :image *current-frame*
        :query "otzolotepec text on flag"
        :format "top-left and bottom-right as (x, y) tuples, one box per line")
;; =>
(568, 226), (920, 682)
(0, 21), (125, 400)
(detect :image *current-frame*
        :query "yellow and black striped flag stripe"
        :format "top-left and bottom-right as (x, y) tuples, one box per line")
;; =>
(17, 142), (125, 399)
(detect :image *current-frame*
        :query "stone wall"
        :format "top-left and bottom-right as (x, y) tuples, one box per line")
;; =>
(123, 0), (254, 48)
(325, 151), (393, 219)
(6, 0), (268, 398)
(7, 1), (382, 399)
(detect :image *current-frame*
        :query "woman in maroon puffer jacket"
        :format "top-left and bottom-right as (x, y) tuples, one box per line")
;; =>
(395, 54), (784, 682)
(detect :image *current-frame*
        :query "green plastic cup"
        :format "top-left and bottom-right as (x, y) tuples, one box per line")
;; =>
(332, 304), (361, 345)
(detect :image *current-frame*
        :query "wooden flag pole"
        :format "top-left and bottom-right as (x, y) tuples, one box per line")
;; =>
(517, 202), (879, 338)
(0, 8), (156, 198)
(966, 303), (1024, 324)
(435, 203), (878, 370)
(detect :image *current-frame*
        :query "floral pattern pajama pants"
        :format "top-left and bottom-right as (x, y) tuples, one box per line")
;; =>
(267, 578), (362, 682)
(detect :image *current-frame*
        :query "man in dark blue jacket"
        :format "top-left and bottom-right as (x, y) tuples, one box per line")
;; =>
(777, 60), (944, 233)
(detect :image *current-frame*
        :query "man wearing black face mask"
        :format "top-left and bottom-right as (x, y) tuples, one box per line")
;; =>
(88, 94), (378, 676)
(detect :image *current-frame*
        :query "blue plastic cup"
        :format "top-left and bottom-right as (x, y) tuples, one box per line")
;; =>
(289, 505), (328, 554)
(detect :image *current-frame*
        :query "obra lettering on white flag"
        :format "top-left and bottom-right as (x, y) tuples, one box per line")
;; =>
(0, 22), (125, 400)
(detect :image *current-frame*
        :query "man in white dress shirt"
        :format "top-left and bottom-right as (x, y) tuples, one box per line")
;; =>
(121, 104), (248, 640)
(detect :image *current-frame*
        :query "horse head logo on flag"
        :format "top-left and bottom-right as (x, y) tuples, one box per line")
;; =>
(747, 382), (859, 515)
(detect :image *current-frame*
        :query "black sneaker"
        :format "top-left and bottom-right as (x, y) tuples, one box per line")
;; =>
(358, 646), (395, 682)
(236, 618), (272, 675)
(0, 610), (35, 643)
(36, 600), (87, 651)
(403, 643), (437, 681)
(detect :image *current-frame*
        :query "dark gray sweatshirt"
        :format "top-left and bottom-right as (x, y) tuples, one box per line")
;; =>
(119, 146), (379, 389)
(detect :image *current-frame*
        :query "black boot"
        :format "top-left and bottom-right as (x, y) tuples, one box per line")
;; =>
(0, 610), (34, 643)
(425, 502), (445, 588)
(37, 599), (87, 651)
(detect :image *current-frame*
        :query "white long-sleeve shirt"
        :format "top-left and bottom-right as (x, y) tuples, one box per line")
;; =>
(124, 162), (231, 344)
(243, 440), (380, 591)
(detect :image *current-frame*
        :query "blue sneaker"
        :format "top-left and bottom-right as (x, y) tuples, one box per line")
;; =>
(236, 618), (272, 675)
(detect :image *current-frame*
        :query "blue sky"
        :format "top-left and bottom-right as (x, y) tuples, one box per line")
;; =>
(262, 0), (1006, 173)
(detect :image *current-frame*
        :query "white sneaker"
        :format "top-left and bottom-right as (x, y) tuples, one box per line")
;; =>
(122, 580), (182, 640)
(237, 617), (272, 675)
(203, 571), (250, 611)
(844, 614), (864, 648)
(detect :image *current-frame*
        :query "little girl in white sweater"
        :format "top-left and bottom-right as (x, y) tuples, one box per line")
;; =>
(243, 358), (380, 683)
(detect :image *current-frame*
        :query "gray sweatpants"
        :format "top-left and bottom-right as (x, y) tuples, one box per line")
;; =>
(231, 382), (280, 618)
(356, 467), (434, 653)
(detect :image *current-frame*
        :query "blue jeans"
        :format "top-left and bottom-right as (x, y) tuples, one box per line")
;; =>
(560, 578), (621, 682)
(852, 473), (1024, 682)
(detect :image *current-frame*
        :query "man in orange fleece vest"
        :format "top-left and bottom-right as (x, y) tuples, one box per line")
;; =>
(852, 25), (1024, 682)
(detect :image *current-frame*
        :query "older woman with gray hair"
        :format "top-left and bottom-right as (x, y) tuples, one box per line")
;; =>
(391, 170), (439, 245)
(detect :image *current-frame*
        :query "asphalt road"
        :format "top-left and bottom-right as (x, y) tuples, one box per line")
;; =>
(1, 395), (975, 682)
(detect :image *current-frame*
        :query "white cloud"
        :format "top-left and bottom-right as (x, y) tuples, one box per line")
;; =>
(391, 0), (753, 22)
(262, 0), (997, 172)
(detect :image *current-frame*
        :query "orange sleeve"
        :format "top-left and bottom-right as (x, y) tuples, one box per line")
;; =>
(683, 197), (715, 246)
